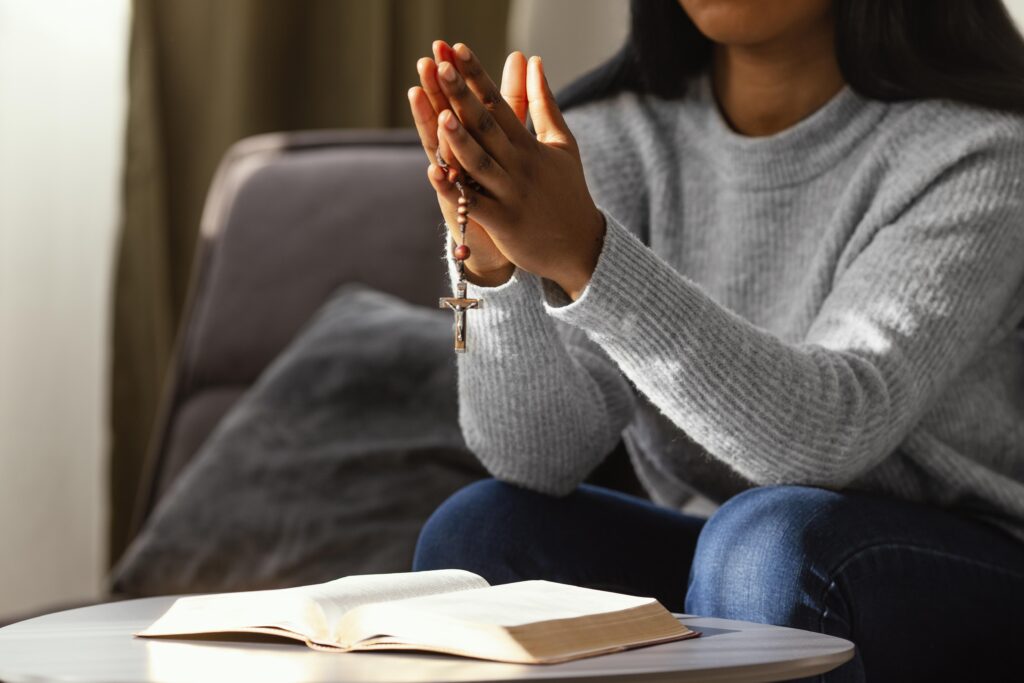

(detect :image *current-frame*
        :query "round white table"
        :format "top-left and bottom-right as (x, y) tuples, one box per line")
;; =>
(0, 597), (854, 682)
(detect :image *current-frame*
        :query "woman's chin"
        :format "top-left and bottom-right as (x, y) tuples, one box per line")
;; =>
(678, 0), (832, 47)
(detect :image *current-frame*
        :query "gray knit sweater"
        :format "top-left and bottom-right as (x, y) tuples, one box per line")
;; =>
(448, 74), (1024, 540)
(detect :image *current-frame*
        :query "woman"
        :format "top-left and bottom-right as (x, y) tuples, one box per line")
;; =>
(406, 1), (1024, 680)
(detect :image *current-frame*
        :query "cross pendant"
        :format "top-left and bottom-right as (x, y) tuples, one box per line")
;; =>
(439, 280), (481, 353)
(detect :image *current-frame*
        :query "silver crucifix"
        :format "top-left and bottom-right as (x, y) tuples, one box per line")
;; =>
(439, 280), (481, 353)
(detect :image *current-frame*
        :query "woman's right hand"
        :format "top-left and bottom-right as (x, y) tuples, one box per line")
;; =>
(408, 41), (522, 286)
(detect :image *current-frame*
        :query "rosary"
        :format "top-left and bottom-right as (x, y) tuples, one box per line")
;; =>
(437, 149), (482, 353)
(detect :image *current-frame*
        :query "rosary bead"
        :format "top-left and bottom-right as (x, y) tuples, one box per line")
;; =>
(453, 244), (471, 261)
(458, 196), (469, 206)
(457, 205), (469, 215)
(456, 214), (468, 225)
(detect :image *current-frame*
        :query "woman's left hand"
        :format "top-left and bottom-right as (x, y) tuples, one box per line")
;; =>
(435, 43), (606, 300)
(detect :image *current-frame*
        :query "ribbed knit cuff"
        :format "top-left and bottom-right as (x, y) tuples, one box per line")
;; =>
(543, 207), (704, 340)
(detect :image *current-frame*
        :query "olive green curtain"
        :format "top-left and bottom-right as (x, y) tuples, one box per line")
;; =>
(111, 0), (510, 564)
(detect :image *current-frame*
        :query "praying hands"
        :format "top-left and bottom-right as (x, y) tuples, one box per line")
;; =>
(407, 41), (606, 300)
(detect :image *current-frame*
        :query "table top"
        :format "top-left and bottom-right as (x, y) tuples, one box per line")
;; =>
(0, 596), (854, 683)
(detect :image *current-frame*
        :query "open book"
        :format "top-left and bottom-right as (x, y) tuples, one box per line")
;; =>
(138, 570), (698, 664)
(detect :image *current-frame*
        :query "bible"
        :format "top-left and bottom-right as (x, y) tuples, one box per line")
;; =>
(137, 569), (698, 664)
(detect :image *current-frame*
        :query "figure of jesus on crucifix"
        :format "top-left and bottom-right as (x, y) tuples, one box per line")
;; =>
(439, 280), (480, 353)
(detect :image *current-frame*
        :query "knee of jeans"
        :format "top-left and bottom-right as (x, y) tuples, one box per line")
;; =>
(413, 478), (535, 576)
(685, 485), (845, 628)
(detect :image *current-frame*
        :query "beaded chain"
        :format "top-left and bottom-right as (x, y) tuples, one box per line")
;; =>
(437, 151), (481, 353)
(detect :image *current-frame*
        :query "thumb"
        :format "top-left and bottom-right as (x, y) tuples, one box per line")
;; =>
(527, 56), (574, 148)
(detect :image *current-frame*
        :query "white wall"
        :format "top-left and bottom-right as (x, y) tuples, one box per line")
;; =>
(1010, 0), (1024, 24)
(0, 0), (129, 617)
(508, 0), (630, 93)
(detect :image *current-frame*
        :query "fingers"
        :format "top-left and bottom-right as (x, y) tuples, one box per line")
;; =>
(408, 85), (457, 172)
(416, 57), (450, 121)
(501, 51), (528, 125)
(408, 86), (440, 162)
(452, 43), (532, 145)
(438, 109), (512, 198)
(437, 60), (516, 170)
(433, 39), (455, 69)
(416, 51), (462, 176)
(426, 162), (504, 226)
(526, 56), (574, 149)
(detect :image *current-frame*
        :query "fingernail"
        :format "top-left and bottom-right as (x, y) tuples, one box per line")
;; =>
(442, 110), (458, 130)
(455, 44), (471, 61)
(439, 62), (458, 83)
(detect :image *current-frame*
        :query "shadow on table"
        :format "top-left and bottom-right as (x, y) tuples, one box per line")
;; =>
(688, 626), (739, 639)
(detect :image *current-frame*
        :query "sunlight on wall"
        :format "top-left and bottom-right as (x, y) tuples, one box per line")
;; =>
(0, 0), (129, 617)
(507, 0), (629, 93)
(1008, 0), (1024, 26)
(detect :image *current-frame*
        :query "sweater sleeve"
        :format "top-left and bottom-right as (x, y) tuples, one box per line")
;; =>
(546, 143), (1024, 488)
(445, 251), (637, 495)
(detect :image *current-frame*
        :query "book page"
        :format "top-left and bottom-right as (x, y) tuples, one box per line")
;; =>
(309, 570), (488, 642)
(138, 585), (331, 642)
(139, 569), (488, 645)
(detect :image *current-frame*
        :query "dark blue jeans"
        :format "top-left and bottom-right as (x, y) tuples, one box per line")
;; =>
(413, 480), (1024, 682)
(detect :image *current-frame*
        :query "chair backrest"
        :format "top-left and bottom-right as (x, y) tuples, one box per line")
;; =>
(130, 129), (446, 538)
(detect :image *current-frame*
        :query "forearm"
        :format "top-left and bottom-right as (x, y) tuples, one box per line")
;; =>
(546, 209), (1022, 488)
(450, 262), (635, 495)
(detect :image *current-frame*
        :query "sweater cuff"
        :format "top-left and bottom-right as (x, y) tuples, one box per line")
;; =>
(543, 208), (668, 337)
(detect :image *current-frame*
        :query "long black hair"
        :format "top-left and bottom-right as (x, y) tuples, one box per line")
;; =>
(557, 0), (1024, 115)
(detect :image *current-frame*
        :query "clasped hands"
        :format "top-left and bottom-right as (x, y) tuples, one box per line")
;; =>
(407, 41), (606, 300)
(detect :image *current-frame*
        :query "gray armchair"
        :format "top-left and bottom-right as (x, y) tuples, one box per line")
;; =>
(129, 129), (448, 539)
(127, 127), (640, 553)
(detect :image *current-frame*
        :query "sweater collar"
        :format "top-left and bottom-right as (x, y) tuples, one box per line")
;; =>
(681, 71), (888, 188)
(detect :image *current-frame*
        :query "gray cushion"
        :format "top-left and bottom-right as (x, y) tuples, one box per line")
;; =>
(111, 285), (483, 596)
(157, 388), (246, 502)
